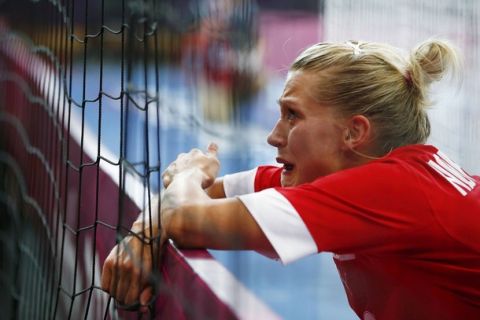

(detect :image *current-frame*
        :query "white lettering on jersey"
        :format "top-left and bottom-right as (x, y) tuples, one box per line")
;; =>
(427, 151), (476, 196)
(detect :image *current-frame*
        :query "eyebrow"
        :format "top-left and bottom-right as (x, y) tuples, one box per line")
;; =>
(277, 97), (299, 108)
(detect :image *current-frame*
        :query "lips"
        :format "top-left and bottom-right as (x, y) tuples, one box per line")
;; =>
(276, 157), (295, 172)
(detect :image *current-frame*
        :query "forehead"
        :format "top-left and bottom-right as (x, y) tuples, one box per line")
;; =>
(279, 71), (318, 104)
(279, 70), (347, 122)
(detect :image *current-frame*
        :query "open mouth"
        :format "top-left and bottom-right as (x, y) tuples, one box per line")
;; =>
(277, 157), (295, 172)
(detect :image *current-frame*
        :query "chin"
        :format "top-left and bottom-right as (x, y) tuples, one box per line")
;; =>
(280, 177), (296, 187)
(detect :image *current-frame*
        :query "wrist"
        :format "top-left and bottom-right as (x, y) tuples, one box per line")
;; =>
(173, 167), (205, 185)
(131, 218), (160, 239)
(130, 196), (160, 239)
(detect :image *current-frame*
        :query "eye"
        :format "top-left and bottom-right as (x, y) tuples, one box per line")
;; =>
(286, 108), (297, 121)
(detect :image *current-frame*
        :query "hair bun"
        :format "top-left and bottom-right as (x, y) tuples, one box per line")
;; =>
(409, 39), (461, 87)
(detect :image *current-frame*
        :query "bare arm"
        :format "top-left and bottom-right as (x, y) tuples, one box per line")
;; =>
(101, 144), (274, 307)
(204, 177), (227, 199)
(161, 168), (274, 256)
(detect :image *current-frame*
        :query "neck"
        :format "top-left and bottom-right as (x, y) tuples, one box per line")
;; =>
(343, 146), (388, 169)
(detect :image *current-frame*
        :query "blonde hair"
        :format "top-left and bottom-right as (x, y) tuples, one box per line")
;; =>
(290, 39), (461, 154)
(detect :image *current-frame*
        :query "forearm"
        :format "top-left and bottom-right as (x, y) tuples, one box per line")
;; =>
(163, 199), (276, 257)
(162, 191), (275, 256)
(204, 178), (226, 199)
(162, 200), (232, 249)
(135, 168), (275, 256)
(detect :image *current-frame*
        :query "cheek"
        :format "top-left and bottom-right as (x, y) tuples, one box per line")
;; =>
(292, 126), (342, 176)
(290, 126), (335, 156)
(288, 129), (322, 169)
(287, 128), (311, 155)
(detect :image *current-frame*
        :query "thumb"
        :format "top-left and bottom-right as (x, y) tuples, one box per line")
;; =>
(162, 174), (171, 188)
(207, 142), (218, 157)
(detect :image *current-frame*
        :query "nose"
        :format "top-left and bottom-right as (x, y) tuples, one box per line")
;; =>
(267, 120), (287, 148)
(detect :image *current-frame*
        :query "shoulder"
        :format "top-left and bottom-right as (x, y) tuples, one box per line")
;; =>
(311, 144), (435, 190)
(274, 144), (438, 213)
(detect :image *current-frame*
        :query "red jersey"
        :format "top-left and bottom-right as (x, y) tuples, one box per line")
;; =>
(223, 144), (480, 320)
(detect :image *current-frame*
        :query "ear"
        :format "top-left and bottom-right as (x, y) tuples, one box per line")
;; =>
(343, 115), (372, 150)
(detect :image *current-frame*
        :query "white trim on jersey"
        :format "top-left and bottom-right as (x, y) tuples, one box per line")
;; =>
(223, 168), (257, 197)
(238, 188), (318, 265)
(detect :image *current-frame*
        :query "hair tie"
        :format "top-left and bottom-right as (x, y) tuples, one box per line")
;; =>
(405, 70), (414, 87)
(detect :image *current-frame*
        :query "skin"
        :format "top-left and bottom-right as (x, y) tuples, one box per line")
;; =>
(269, 70), (371, 186)
(101, 70), (374, 307)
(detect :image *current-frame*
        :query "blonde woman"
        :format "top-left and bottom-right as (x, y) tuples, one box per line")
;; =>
(102, 39), (480, 319)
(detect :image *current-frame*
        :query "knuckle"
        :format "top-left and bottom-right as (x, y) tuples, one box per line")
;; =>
(103, 258), (114, 269)
(177, 153), (186, 159)
(162, 173), (171, 183)
(163, 164), (174, 174)
(207, 154), (220, 163)
(121, 260), (134, 272)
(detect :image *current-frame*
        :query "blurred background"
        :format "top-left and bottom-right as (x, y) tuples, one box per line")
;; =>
(0, 0), (478, 319)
